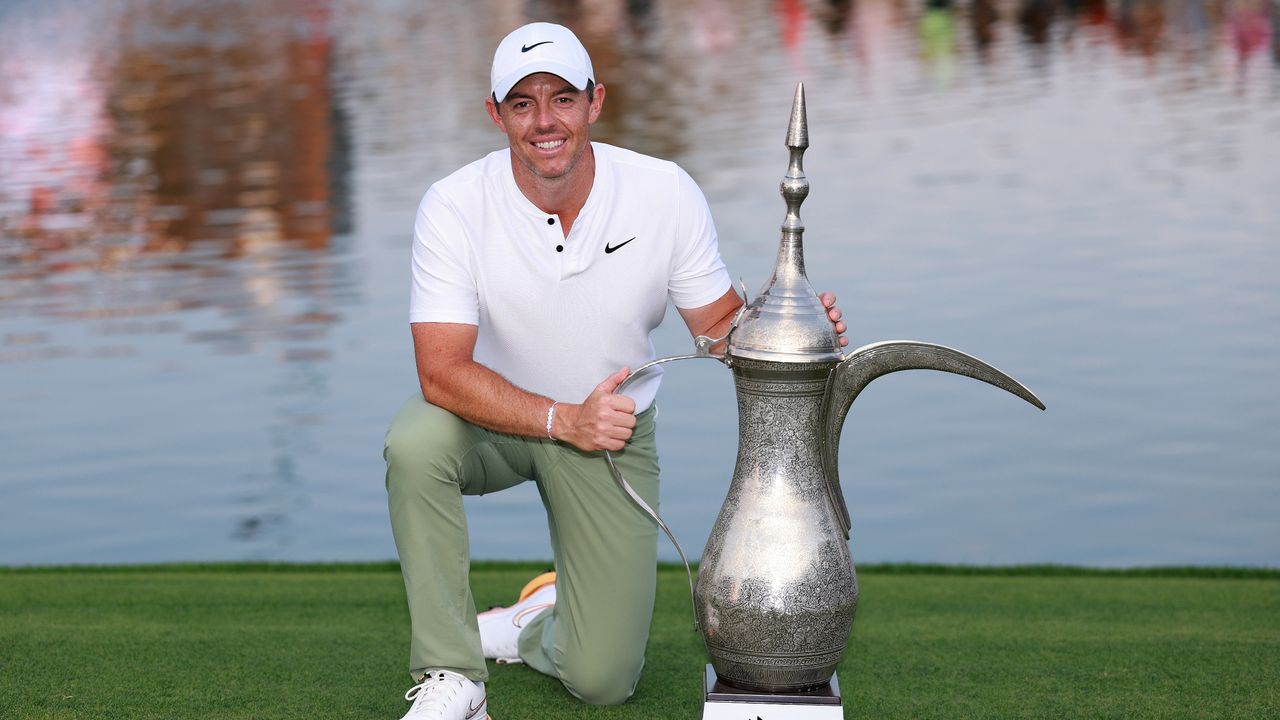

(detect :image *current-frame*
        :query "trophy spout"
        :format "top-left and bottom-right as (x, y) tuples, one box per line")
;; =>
(820, 341), (1046, 538)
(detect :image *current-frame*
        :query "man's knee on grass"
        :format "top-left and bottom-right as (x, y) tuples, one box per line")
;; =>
(558, 650), (644, 706)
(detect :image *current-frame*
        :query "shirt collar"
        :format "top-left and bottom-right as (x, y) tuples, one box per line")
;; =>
(499, 142), (609, 224)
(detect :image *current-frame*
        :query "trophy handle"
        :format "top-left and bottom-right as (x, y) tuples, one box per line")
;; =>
(603, 287), (749, 630)
(820, 340), (1046, 539)
(607, 348), (734, 632)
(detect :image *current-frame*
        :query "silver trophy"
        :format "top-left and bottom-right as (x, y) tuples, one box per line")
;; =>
(607, 83), (1044, 717)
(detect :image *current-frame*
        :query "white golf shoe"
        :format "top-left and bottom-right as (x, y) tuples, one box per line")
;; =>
(399, 669), (488, 720)
(477, 571), (556, 664)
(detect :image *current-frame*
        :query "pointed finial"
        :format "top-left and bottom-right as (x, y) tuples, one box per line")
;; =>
(726, 81), (842, 362)
(725, 81), (842, 363)
(786, 82), (808, 150)
(780, 83), (809, 242)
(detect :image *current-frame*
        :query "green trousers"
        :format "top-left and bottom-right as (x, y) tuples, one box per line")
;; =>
(383, 395), (661, 705)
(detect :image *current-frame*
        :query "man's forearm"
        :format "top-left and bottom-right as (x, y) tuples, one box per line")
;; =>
(703, 300), (745, 351)
(678, 288), (745, 353)
(420, 358), (560, 438)
(412, 322), (636, 451)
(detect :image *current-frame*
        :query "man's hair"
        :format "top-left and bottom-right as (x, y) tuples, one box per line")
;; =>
(492, 79), (596, 107)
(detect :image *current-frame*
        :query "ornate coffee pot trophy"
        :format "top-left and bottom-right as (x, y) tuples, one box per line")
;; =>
(607, 83), (1044, 718)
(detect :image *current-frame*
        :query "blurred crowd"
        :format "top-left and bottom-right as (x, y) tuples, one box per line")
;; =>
(0, 0), (1274, 277)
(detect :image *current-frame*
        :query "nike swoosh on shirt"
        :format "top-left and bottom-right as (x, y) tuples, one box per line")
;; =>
(605, 237), (636, 254)
(521, 41), (553, 52)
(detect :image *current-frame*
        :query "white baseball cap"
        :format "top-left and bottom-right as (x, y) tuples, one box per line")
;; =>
(490, 22), (595, 102)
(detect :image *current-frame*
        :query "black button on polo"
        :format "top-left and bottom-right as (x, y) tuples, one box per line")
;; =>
(556, 244), (564, 252)
(547, 217), (555, 225)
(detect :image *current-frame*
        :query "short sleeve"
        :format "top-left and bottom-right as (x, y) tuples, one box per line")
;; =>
(668, 167), (732, 308)
(409, 185), (480, 325)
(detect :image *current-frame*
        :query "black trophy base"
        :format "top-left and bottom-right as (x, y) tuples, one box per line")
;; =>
(702, 665), (844, 719)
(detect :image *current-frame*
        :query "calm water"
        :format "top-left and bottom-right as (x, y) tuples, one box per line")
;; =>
(1, 0), (1277, 567)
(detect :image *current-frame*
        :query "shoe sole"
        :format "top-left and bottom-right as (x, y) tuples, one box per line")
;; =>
(516, 571), (556, 602)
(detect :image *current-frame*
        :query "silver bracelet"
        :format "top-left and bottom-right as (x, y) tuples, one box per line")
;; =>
(545, 401), (558, 439)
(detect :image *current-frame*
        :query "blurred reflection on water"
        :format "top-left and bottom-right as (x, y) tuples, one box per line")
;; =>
(1, 0), (1277, 566)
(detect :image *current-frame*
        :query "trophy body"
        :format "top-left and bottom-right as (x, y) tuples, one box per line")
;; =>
(696, 358), (857, 692)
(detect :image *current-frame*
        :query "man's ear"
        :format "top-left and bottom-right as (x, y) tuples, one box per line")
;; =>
(588, 83), (606, 123)
(485, 96), (505, 131)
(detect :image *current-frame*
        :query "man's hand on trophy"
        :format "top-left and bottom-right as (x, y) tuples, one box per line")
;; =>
(819, 291), (849, 347)
(557, 367), (637, 452)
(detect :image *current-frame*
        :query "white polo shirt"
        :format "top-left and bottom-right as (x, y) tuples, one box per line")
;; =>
(410, 142), (732, 412)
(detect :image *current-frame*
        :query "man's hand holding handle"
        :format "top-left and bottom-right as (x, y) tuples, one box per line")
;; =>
(553, 367), (636, 452)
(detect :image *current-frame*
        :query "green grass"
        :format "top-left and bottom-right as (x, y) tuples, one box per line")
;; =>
(1, 563), (1277, 718)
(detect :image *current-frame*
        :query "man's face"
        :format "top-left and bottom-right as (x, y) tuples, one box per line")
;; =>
(485, 72), (605, 184)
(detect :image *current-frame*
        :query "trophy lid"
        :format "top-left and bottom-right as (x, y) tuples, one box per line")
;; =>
(727, 83), (844, 364)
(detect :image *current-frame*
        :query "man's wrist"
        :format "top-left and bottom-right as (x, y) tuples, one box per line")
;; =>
(545, 400), (559, 439)
(549, 403), (580, 443)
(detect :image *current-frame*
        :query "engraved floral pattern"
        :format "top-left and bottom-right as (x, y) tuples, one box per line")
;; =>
(696, 358), (859, 691)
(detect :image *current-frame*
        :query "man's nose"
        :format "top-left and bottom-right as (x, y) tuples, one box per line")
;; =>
(534, 103), (556, 129)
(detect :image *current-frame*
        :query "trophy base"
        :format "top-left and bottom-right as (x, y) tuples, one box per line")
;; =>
(702, 665), (844, 719)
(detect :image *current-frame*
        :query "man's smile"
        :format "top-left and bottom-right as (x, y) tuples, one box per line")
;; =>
(533, 139), (565, 150)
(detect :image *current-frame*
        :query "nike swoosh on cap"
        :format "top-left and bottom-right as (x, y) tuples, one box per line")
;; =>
(521, 41), (553, 52)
